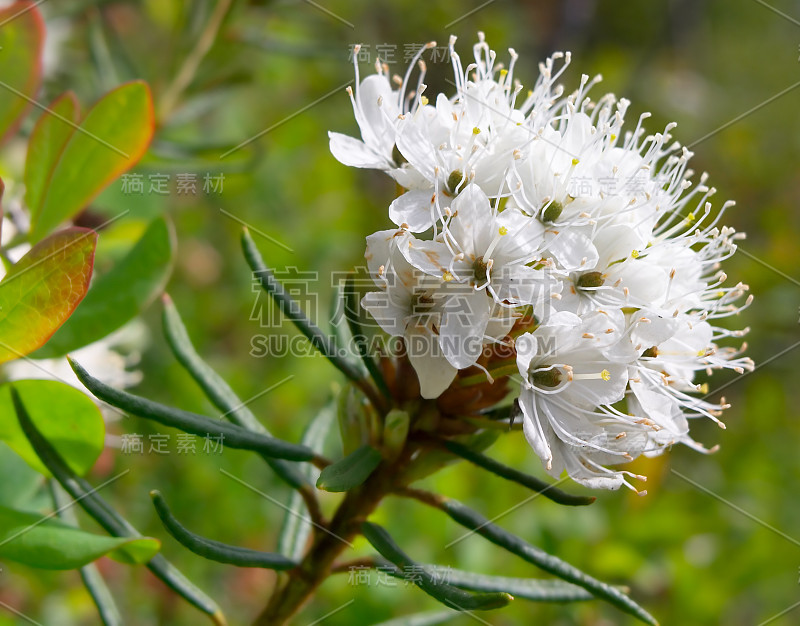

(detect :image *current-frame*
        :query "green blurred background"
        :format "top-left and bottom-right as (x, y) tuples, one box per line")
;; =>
(2, 0), (800, 624)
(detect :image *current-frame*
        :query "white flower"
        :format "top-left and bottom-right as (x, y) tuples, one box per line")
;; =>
(362, 229), (501, 398)
(328, 43), (435, 172)
(333, 33), (752, 491)
(514, 312), (643, 491)
(399, 184), (559, 309)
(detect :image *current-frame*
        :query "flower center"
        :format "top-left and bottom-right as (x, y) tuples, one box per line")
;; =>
(473, 256), (489, 282)
(446, 169), (465, 194)
(577, 271), (605, 289)
(642, 346), (658, 358)
(539, 200), (563, 224)
(529, 366), (562, 388)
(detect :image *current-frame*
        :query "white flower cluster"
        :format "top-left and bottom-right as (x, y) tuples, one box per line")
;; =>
(329, 34), (753, 492)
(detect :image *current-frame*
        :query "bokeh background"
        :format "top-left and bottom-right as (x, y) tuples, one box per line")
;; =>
(1, 0), (799, 624)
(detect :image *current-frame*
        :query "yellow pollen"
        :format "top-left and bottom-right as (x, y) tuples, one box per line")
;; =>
(472, 127), (481, 135)
(442, 271), (454, 282)
(527, 89), (533, 98)
(698, 383), (709, 394)
(500, 69), (508, 76)
(631, 249), (640, 258)
(498, 226), (508, 236)
(686, 212), (696, 223)
(610, 134), (617, 141)
(571, 158), (580, 166)
(697, 349), (706, 357)
(420, 95), (429, 105)
(600, 369), (611, 381)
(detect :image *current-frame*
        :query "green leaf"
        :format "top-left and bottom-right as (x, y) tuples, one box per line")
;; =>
(80, 560), (123, 626)
(316, 444), (382, 492)
(371, 610), (457, 626)
(150, 491), (297, 570)
(0, 2), (44, 144)
(24, 92), (81, 216)
(161, 293), (312, 493)
(0, 380), (105, 477)
(0, 442), (42, 509)
(337, 383), (365, 456)
(162, 294), (264, 433)
(278, 401), (335, 560)
(49, 482), (123, 626)
(401, 429), (500, 485)
(426, 567), (596, 602)
(436, 498), (658, 625)
(382, 409), (410, 461)
(0, 227), (97, 363)
(442, 440), (596, 506)
(34, 217), (174, 357)
(242, 228), (364, 384)
(0, 504), (159, 570)
(69, 357), (318, 462)
(30, 81), (155, 241)
(12, 388), (225, 624)
(362, 523), (513, 611)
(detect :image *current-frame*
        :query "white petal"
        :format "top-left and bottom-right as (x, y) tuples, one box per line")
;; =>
(545, 229), (598, 272)
(328, 132), (389, 169)
(389, 190), (438, 232)
(439, 289), (491, 369)
(397, 235), (452, 277)
(405, 327), (458, 398)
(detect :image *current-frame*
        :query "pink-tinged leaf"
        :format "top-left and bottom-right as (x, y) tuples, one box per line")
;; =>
(30, 81), (155, 241)
(0, 2), (44, 144)
(0, 227), (97, 364)
(24, 92), (81, 219)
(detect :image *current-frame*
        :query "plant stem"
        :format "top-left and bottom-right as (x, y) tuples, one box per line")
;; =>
(158, 0), (234, 120)
(252, 449), (414, 625)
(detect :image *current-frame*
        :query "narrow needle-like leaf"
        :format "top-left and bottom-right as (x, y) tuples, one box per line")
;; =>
(161, 294), (312, 491)
(441, 440), (595, 506)
(241, 228), (363, 384)
(11, 388), (227, 626)
(150, 491), (297, 570)
(361, 522), (513, 611)
(69, 358), (317, 463)
(399, 490), (658, 625)
(50, 482), (122, 626)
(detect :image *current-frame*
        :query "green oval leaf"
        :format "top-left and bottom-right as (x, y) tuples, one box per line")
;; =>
(0, 504), (159, 570)
(0, 2), (44, 144)
(24, 91), (81, 217)
(0, 380), (105, 477)
(34, 217), (174, 357)
(30, 81), (155, 241)
(0, 442), (42, 509)
(0, 227), (97, 364)
(316, 444), (381, 492)
(11, 387), (225, 623)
